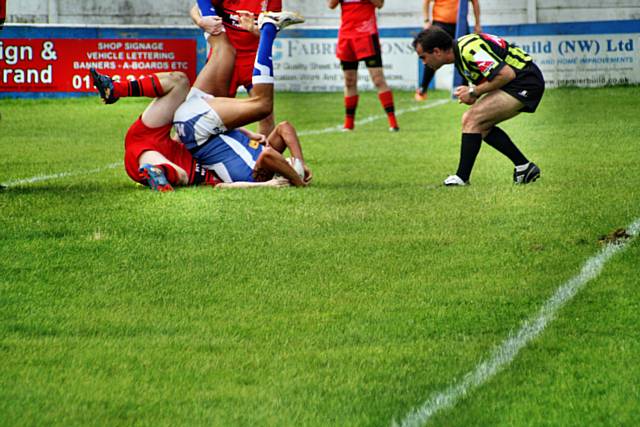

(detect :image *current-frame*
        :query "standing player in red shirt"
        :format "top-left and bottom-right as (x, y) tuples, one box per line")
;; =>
(328, 0), (399, 132)
(191, 0), (282, 135)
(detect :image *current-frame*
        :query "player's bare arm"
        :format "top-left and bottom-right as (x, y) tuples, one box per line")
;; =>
(237, 127), (267, 144)
(422, 0), (433, 28)
(471, 0), (482, 33)
(190, 5), (224, 36)
(216, 179), (289, 189)
(266, 121), (313, 184)
(370, 0), (384, 9)
(327, 0), (340, 10)
(237, 10), (260, 38)
(455, 65), (516, 105)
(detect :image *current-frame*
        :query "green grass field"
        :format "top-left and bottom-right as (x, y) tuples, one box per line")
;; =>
(1, 86), (639, 426)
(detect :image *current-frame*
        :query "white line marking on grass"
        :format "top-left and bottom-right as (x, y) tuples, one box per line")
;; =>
(1, 162), (121, 188)
(298, 99), (450, 136)
(394, 217), (640, 427)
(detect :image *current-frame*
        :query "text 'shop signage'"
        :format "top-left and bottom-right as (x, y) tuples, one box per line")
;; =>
(0, 38), (197, 92)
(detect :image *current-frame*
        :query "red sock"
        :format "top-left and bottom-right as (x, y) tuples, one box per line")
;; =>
(113, 74), (164, 98)
(344, 94), (359, 130)
(202, 171), (220, 186)
(189, 163), (221, 186)
(158, 164), (180, 185)
(378, 90), (399, 129)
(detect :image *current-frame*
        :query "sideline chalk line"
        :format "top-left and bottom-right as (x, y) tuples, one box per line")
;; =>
(1, 162), (121, 188)
(2, 98), (449, 187)
(298, 98), (450, 136)
(393, 217), (640, 427)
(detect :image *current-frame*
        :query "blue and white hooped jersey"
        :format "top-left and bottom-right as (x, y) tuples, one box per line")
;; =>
(189, 129), (264, 183)
(173, 90), (264, 182)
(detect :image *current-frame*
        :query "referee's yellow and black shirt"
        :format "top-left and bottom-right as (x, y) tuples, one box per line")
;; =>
(453, 33), (532, 85)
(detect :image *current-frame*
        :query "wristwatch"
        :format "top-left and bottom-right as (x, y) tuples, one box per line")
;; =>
(468, 86), (478, 98)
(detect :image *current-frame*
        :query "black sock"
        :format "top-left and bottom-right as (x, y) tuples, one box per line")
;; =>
(483, 127), (528, 166)
(456, 133), (482, 182)
(421, 65), (435, 93)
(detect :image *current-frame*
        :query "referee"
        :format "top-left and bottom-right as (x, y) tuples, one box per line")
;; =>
(413, 27), (544, 186)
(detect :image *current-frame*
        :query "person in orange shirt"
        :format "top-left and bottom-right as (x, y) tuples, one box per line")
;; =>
(415, 0), (481, 101)
(328, 0), (399, 132)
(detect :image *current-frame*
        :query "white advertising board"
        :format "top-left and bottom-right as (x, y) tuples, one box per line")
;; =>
(272, 22), (640, 92)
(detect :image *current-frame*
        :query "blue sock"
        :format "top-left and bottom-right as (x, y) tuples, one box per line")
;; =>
(197, 0), (217, 16)
(252, 23), (277, 85)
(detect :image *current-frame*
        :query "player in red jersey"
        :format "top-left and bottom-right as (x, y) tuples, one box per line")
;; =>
(328, 0), (399, 132)
(88, 12), (310, 191)
(191, 0), (282, 135)
(89, 68), (292, 191)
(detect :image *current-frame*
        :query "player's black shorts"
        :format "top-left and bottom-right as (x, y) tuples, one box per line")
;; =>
(433, 21), (457, 38)
(340, 35), (383, 70)
(500, 63), (545, 113)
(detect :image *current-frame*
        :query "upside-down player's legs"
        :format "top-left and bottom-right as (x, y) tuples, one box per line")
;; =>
(206, 21), (278, 129)
(174, 18), (279, 138)
(174, 11), (305, 139)
(141, 72), (191, 128)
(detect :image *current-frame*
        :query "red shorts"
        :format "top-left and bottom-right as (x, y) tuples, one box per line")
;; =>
(124, 117), (195, 184)
(228, 54), (256, 96)
(337, 33), (380, 62)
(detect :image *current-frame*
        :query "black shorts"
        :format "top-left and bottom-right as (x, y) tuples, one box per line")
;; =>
(433, 21), (457, 38)
(340, 35), (383, 70)
(500, 63), (545, 113)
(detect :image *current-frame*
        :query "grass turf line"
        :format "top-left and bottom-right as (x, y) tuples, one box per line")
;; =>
(396, 217), (640, 427)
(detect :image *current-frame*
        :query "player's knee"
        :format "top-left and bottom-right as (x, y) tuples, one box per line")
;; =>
(371, 74), (387, 88)
(170, 71), (190, 89)
(277, 120), (292, 132)
(344, 74), (357, 88)
(254, 98), (273, 120)
(461, 109), (478, 130)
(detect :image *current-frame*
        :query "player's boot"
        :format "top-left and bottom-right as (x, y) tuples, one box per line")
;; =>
(90, 68), (119, 104)
(414, 88), (428, 101)
(139, 164), (174, 192)
(258, 11), (305, 31)
(513, 162), (541, 184)
(443, 175), (469, 186)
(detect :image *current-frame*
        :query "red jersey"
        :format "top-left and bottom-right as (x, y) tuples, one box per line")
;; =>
(212, 0), (282, 56)
(339, 0), (378, 39)
(124, 118), (197, 185)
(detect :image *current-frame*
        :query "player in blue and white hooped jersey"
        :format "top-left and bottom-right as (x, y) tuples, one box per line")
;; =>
(174, 10), (311, 187)
(175, 116), (263, 183)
